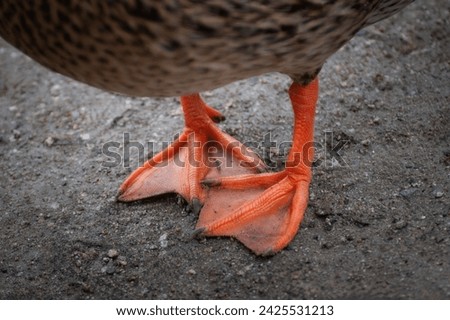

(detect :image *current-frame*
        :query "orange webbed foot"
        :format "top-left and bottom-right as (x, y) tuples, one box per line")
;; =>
(195, 79), (319, 255)
(117, 94), (266, 212)
(198, 170), (311, 255)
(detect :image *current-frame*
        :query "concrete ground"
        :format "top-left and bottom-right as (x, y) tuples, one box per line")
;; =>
(0, 1), (449, 299)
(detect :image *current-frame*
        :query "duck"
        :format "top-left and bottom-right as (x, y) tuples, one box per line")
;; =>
(0, 0), (414, 255)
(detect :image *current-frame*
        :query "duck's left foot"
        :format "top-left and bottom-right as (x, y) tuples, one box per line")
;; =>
(195, 79), (319, 255)
(117, 93), (265, 212)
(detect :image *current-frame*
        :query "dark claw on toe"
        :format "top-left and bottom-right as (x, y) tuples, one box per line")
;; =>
(212, 115), (226, 123)
(116, 190), (124, 201)
(191, 227), (206, 239)
(116, 189), (129, 202)
(191, 198), (203, 215)
(201, 179), (221, 187)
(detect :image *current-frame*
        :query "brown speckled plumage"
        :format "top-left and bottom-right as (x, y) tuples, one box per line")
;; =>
(0, 0), (413, 96)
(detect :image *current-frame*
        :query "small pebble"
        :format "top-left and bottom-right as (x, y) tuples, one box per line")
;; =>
(187, 269), (196, 275)
(80, 133), (90, 141)
(49, 202), (59, 210)
(321, 241), (333, 249)
(50, 84), (61, 96)
(12, 129), (21, 139)
(101, 264), (116, 275)
(44, 136), (55, 146)
(433, 190), (444, 199)
(107, 249), (119, 258)
(159, 233), (168, 248)
(394, 220), (408, 230)
(400, 188), (418, 198)
(117, 256), (127, 266)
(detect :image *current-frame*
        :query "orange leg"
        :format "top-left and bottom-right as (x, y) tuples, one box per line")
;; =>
(196, 78), (319, 255)
(117, 94), (266, 213)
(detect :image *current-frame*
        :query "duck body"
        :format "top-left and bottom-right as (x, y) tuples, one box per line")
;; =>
(0, 0), (414, 254)
(0, 0), (412, 96)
